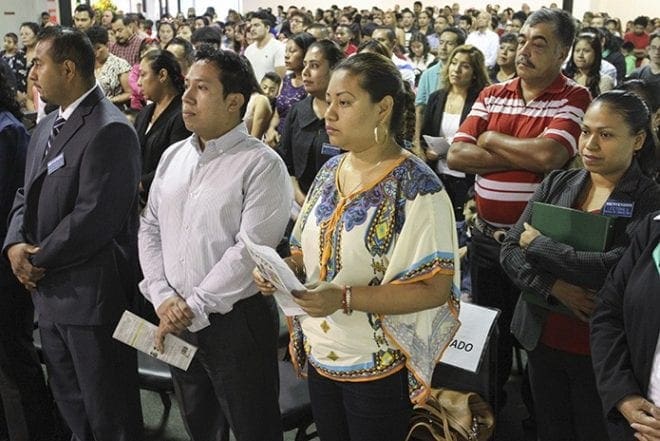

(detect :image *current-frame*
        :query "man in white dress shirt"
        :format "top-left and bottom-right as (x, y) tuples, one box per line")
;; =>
(138, 48), (292, 441)
(466, 10), (500, 68)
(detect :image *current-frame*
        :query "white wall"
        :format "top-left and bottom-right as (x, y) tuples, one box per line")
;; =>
(7, 0), (653, 28)
(237, 0), (659, 27)
(111, 0), (241, 21)
(1, 0), (55, 33)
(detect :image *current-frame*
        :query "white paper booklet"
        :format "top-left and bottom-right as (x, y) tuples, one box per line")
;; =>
(422, 135), (451, 157)
(241, 232), (307, 316)
(113, 310), (197, 371)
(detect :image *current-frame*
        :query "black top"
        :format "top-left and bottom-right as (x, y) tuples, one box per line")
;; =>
(0, 111), (27, 284)
(133, 96), (190, 200)
(278, 95), (336, 194)
(591, 211), (660, 430)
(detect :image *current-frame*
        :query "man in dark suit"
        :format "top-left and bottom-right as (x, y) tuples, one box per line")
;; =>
(3, 27), (143, 441)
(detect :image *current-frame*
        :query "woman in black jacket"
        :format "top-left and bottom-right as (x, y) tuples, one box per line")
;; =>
(500, 90), (660, 441)
(134, 50), (191, 205)
(591, 211), (660, 441)
(421, 44), (490, 221)
(278, 40), (344, 207)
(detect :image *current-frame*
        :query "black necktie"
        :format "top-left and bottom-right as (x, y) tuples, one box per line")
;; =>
(44, 116), (66, 158)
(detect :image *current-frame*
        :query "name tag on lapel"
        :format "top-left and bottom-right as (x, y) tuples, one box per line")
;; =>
(603, 200), (635, 218)
(321, 143), (341, 157)
(47, 153), (65, 175)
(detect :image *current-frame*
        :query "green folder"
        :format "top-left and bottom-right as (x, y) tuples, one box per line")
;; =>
(520, 202), (615, 314)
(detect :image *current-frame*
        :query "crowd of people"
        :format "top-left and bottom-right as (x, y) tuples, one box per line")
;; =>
(0, 2), (659, 441)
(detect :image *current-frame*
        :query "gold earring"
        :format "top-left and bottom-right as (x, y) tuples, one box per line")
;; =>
(373, 125), (389, 144)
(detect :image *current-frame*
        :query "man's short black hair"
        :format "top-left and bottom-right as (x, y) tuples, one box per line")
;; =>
(373, 26), (396, 43)
(85, 26), (109, 46)
(459, 15), (473, 26)
(250, 10), (275, 29)
(191, 26), (222, 47)
(74, 4), (95, 18)
(261, 71), (282, 85)
(113, 14), (139, 27)
(440, 26), (466, 45)
(194, 48), (258, 118)
(37, 26), (95, 83)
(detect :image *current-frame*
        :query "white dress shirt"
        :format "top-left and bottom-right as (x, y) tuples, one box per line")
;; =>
(466, 29), (500, 68)
(138, 122), (293, 332)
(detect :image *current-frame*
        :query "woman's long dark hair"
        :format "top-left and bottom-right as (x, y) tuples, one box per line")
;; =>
(0, 68), (21, 119)
(565, 33), (603, 98)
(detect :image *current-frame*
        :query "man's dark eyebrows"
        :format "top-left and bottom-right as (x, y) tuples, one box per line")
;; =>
(530, 35), (549, 44)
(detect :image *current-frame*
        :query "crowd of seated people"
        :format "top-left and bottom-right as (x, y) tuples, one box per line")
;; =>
(0, 2), (659, 441)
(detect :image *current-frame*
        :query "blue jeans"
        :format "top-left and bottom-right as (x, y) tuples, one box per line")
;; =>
(307, 365), (412, 441)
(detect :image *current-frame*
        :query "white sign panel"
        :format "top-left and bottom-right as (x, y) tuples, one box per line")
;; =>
(439, 302), (499, 373)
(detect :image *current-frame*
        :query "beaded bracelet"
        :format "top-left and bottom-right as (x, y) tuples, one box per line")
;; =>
(290, 258), (306, 282)
(341, 285), (353, 315)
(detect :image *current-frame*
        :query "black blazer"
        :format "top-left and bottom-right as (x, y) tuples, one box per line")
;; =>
(420, 86), (480, 180)
(3, 86), (141, 325)
(591, 211), (660, 438)
(133, 96), (190, 197)
(420, 86), (480, 142)
(500, 163), (660, 351)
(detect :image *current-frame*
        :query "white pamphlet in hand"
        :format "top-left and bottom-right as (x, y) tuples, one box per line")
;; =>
(113, 310), (197, 371)
(241, 232), (307, 316)
(422, 135), (451, 157)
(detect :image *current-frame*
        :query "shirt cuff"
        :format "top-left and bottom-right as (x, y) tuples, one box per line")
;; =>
(185, 286), (234, 333)
(185, 298), (211, 332)
(138, 278), (178, 312)
(525, 235), (552, 265)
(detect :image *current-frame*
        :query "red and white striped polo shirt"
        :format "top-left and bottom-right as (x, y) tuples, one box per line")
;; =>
(454, 74), (591, 226)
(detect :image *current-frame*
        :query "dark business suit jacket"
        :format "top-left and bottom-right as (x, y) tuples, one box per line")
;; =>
(591, 211), (660, 439)
(500, 163), (660, 351)
(3, 86), (141, 326)
(133, 96), (190, 197)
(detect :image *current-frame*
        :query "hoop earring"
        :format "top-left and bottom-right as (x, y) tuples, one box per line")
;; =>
(373, 125), (389, 144)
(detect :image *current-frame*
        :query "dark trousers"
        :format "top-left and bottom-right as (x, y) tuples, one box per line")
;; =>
(38, 318), (143, 441)
(307, 365), (412, 441)
(171, 294), (282, 441)
(0, 280), (65, 441)
(528, 344), (609, 441)
(469, 229), (519, 408)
